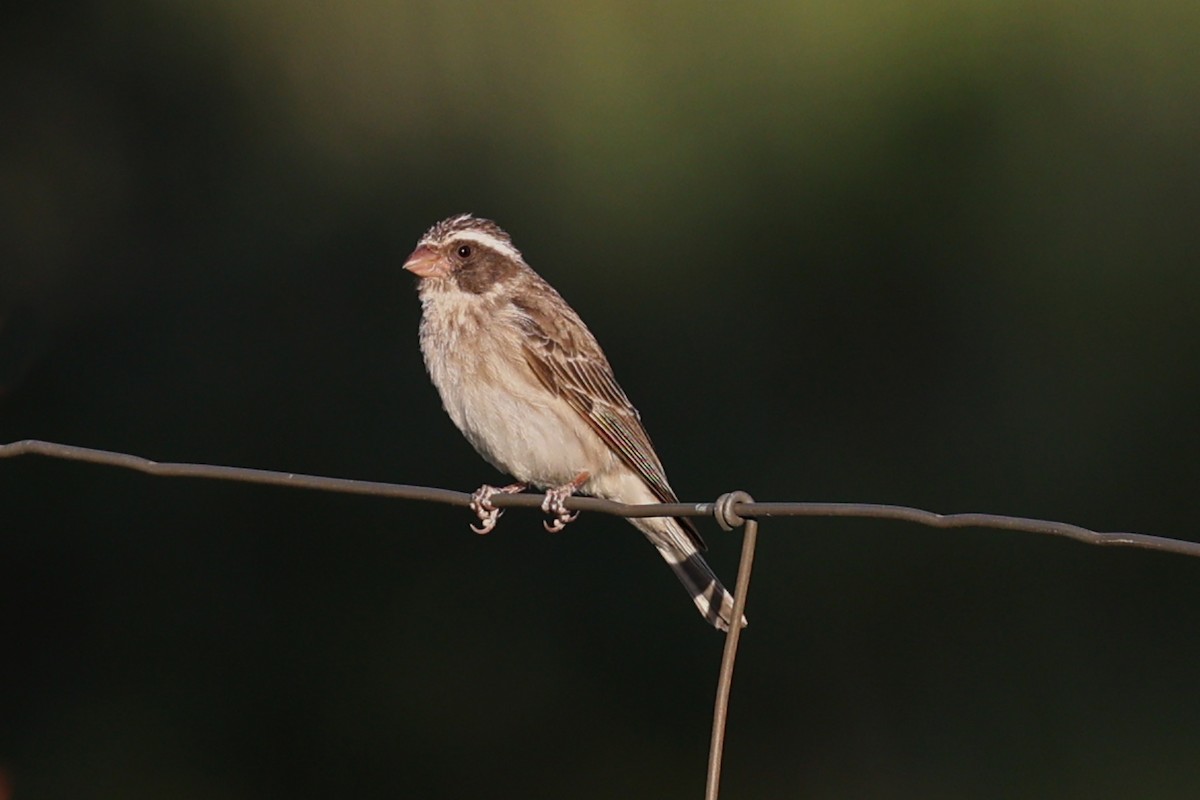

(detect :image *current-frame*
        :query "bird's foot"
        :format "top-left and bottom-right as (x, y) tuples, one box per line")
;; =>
(541, 472), (590, 533)
(469, 482), (527, 534)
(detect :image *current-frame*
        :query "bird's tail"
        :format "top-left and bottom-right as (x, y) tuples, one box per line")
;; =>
(631, 517), (747, 632)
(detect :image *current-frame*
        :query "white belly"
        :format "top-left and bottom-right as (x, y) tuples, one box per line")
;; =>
(443, 365), (604, 486)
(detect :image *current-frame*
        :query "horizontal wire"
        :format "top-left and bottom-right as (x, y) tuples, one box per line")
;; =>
(2, 438), (1198, 558)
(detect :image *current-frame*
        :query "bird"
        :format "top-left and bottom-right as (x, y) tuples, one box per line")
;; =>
(403, 213), (744, 631)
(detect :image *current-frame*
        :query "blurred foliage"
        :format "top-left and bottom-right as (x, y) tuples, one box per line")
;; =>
(2, 1), (1199, 798)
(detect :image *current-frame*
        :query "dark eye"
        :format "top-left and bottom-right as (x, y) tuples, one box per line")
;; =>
(457, 244), (472, 258)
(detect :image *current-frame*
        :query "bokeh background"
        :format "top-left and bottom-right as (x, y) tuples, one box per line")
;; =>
(3, 1), (1199, 797)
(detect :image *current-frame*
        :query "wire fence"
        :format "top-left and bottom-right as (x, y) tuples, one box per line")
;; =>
(3, 437), (1198, 800)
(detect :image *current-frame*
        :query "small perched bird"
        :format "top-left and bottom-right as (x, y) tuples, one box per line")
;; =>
(403, 214), (743, 631)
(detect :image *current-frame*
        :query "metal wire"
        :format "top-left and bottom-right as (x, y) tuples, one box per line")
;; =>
(2, 439), (1196, 558)
(706, 492), (758, 800)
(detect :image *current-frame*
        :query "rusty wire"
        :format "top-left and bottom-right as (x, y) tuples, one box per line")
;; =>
(4, 437), (1200, 800)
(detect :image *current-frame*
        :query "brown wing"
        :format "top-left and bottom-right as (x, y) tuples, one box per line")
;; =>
(511, 290), (704, 549)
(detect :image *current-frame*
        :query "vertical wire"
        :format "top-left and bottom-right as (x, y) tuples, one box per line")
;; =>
(705, 514), (759, 800)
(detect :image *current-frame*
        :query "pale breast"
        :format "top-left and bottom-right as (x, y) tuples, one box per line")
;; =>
(418, 286), (618, 487)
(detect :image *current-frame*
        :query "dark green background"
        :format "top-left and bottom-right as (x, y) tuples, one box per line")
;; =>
(3, 2), (1198, 797)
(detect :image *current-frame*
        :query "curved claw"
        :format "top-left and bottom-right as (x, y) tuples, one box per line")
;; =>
(469, 485), (504, 535)
(540, 476), (586, 533)
(471, 512), (501, 535)
(543, 509), (579, 533)
(468, 482), (526, 535)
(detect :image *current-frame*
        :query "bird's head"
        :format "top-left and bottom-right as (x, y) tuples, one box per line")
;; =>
(404, 214), (526, 294)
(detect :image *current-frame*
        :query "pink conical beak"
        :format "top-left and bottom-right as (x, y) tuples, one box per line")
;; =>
(403, 245), (449, 278)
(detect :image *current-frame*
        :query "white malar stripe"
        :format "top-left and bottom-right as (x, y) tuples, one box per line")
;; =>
(448, 230), (523, 262)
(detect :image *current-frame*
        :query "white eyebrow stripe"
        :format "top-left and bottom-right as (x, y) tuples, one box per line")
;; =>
(447, 230), (522, 261)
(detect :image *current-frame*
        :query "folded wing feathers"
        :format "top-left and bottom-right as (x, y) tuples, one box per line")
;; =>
(514, 308), (705, 548)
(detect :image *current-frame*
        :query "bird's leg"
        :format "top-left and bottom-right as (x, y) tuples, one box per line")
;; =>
(469, 482), (527, 535)
(541, 471), (590, 533)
